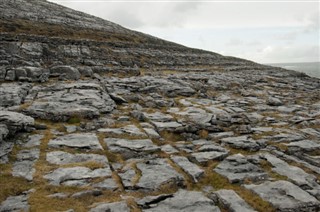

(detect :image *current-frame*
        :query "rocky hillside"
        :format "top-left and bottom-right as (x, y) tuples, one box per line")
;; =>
(1, 0), (320, 212)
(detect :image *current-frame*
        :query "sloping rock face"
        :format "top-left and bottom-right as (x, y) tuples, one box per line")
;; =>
(0, 0), (320, 212)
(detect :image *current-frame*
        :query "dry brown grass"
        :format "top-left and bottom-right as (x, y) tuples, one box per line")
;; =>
(29, 186), (122, 212)
(159, 131), (184, 142)
(0, 169), (33, 202)
(0, 18), (143, 44)
(199, 129), (209, 139)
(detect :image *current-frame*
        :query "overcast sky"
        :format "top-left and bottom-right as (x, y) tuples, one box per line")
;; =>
(49, 0), (319, 64)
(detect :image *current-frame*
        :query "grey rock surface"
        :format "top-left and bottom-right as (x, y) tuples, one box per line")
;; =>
(12, 148), (39, 181)
(0, 194), (29, 212)
(0, 111), (34, 136)
(245, 180), (320, 211)
(214, 154), (268, 183)
(44, 167), (112, 186)
(46, 151), (109, 166)
(89, 201), (130, 212)
(135, 158), (184, 191)
(213, 189), (256, 212)
(0, 0), (320, 211)
(143, 189), (220, 212)
(220, 136), (260, 151)
(48, 133), (103, 150)
(171, 156), (204, 182)
(104, 138), (160, 159)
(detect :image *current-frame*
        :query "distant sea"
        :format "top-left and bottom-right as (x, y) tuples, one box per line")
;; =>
(267, 62), (320, 79)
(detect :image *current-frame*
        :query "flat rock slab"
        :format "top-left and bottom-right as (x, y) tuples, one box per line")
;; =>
(135, 158), (184, 191)
(93, 178), (118, 191)
(161, 144), (178, 154)
(0, 194), (29, 212)
(171, 156), (204, 182)
(16, 148), (40, 161)
(220, 136), (260, 151)
(260, 153), (320, 195)
(46, 151), (109, 166)
(286, 140), (320, 152)
(191, 151), (229, 164)
(176, 107), (213, 125)
(48, 133), (103, 150)
(142, 189), (220, 212)
(90, 201), (130, 212)
(12, 161), (36, 181)
(44, 166), (112, 186)
(191, 144), (229, 164)
(213, 189), (256, 212)
(214, 154), (268, 183)
(25, 82), (116, 121)
(104, 138), (160, 159)
(143, 112), (174, 122)
(23, 134), (43, 148)
(245, 180), (320, 212)
(151, 121), (183, 131)
(12, 148), (40, 181)
(143, 128), (161, 139)
(98, 124), (146, 137)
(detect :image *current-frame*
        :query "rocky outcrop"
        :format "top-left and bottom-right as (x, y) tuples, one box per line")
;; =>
(0, 0), (319, 211)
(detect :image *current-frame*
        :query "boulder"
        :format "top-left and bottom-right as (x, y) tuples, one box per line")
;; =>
(50, 65), (81, 80)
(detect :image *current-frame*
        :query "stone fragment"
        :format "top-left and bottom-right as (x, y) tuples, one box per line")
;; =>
(48, 133), (103, 150)
(171, 156), (204, 182)
(267, 97), (283, 106)
(0, 111), (34, 135)
(143, 112), (173, 122)
(104, 138), (159, 159)
(0, 194), (29, 212)
(46, 151), (108, 166)
(44, 167), (112, 186)
(50, 65), (81, 80)
(98, 125), (146, 137)
(161, 144), (178, 154)
(135, 158), (184, 191)
(93, 178), (118, 191)
(143, 189), (220, 212)
(286, 140), (320, 152)
(90, 201), (130, 212)
(143, 128), (161, 139)
(191, 151), (229, 164)
(151, 121), (183, 131)
(220, 136), (260, 151)
(245, 181), (320, 212)
(213, 189), (256, 212)
(214, 154), (268, 183)
(23, 134), (43, 148)
(12, 149), (40, 181)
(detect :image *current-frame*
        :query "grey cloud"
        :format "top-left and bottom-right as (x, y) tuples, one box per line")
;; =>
(226, 39), (243, 46)
(108, 10), (145, 28)
(173, 2), (202, 13)
(275, 31), (298, 41)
